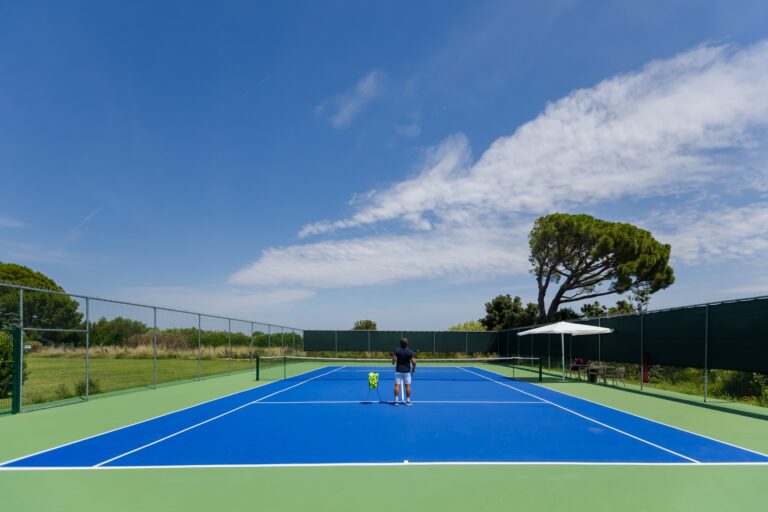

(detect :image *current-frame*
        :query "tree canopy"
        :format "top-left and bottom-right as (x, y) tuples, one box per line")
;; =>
(352, 319), (377, 330)
(448, 320), (485, 332)
(480, 295), (539, 331)
(529, 213), (674, 321)
(0, 262), (83, 342)
(90, 317), (149, 346)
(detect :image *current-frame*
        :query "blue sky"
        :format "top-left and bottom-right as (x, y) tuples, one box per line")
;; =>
(2, 1), (768, 330)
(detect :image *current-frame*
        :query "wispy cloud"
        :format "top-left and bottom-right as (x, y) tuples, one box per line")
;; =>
(236, 40), (768, 291)
(0, 241), (70, 265)
(315, 70), (387, 128)
(69, 206), (103, 242)
(723, 281), (768, 296)
(303, 42), (768, 236)
(231, 224), (529, 289)
(118, 286), (316, 320)
(0, 214), (25, 229)
(396, 122), (421, 138)
(655, 205), (768, 264)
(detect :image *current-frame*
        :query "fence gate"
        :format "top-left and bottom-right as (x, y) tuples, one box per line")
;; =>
(0, 327), (22, 414)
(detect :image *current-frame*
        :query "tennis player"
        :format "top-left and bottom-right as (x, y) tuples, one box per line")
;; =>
(392, 337), (416, 405)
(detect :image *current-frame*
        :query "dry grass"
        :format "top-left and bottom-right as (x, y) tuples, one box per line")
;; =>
(31, 344), (292, 360)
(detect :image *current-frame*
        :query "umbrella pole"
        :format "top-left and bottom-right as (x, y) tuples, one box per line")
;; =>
(561, 333), (565, 382)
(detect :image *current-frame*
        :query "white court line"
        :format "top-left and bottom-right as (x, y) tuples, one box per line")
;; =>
(487, 366), (768, 460)
(93, 367), (345, 467)
(253, 400), (547, 405)
(0, 365), (330, 467)
(2, 460), (767, 471)
(460, 367), (700, 463)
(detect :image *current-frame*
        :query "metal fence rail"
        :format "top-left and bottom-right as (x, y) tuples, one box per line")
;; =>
(0, 283), (304, 413)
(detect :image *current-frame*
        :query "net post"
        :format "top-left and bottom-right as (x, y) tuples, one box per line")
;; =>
(538, 356), (542, 382)
(255, 354), (260, 381)
(283, 354), (286, 380)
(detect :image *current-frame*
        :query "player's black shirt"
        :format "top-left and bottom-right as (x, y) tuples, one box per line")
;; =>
(394, 347), (415, 373)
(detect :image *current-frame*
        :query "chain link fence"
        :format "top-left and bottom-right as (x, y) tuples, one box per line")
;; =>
(0, 283), (303, 413)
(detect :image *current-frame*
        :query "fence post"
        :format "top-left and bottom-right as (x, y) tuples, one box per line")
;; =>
(18, 288), (23, 410)
(704, 305), (709, 403)
(268, 324), (271, 349)
(85, 297), (90, 399)
(250, 322), (255, 365)
(153, 307), (157, 388)
(228, 318), (232, 372)
(197, 314), (202, 380)
(11, 327), (22, 414)
(367, 330), (371, 353)
(597, 317), (602, 364)
(433, 331), (436, 358)
(639, 313), (644, 391)
(465, 332), (468, 354)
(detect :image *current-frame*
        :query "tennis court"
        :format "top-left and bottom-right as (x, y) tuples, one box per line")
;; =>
(2, 358), (765, 469)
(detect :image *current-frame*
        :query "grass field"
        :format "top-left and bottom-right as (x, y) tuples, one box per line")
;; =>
(21, 354), (255, 407)
(1, 364), (766, 511)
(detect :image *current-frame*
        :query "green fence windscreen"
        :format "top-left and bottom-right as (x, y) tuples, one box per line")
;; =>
(304, 297), (768, 374)
(709, 298), (768, 372)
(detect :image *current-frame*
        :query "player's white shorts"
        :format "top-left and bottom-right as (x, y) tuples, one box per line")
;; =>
(395, 372), (412, 385)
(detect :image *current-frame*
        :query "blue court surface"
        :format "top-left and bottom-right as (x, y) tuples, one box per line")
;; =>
(2, 365), (767, 469)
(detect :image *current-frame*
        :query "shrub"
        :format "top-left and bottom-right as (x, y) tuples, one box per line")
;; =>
(55, 383), (72, 400)
(75, 378), (100, 396)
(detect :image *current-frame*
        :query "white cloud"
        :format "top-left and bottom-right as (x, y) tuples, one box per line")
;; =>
(724, 281), (768, 296)
(117, 286), (316, 321)
(238, 40), (768, 291)
(315, 70), (387, 128)
(303, 42), (768, 236)
(655, 205), (768, 264)
(0, 214), (25, 228)
(231, 225), (529, 288)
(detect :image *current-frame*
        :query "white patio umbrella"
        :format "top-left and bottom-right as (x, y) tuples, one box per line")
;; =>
(517, 321), (614, 382)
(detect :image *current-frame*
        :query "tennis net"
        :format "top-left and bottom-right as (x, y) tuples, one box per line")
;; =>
(256, 355), (542, 382)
